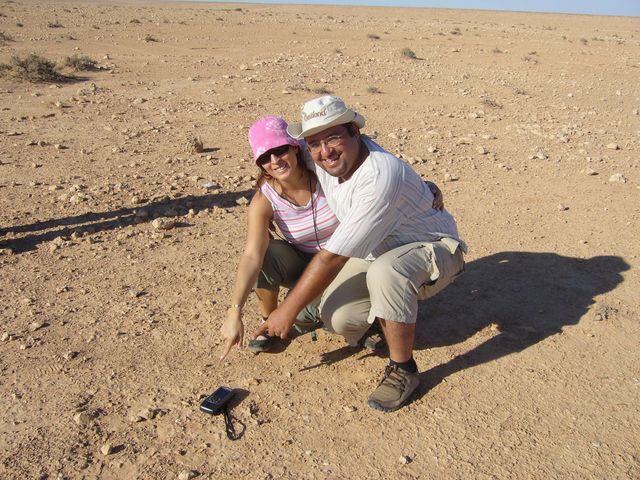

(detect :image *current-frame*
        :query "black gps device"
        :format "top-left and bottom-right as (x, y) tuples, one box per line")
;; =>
(200, 386), (235, 415)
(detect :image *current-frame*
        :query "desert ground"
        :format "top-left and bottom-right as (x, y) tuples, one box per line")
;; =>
(1, 1), (639, 478)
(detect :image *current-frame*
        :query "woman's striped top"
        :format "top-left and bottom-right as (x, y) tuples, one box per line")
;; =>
(260, 180), (339, 253)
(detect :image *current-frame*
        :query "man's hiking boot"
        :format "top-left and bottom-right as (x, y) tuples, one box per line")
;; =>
(367, 364), (419, 412)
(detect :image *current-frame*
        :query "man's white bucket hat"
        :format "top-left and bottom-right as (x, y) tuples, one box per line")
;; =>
(287, 95), (365, 139)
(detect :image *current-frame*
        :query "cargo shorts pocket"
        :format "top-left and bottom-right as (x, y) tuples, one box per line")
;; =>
(417, 242), (465, 301)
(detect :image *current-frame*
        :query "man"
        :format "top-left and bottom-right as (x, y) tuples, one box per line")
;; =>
(252, 96), (466, 412)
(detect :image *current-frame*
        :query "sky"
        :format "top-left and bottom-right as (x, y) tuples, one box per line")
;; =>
(197, 0), (640, 17)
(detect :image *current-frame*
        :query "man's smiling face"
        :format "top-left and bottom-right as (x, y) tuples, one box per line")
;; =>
(306, 123), (362, 181)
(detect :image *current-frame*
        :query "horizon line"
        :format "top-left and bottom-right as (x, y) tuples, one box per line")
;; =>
(177, 0), (640, 18)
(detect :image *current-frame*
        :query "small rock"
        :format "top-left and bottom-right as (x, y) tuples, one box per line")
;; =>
(342, 405), (356, 413)
(185, 137), (204, 154)
(427, 145), (438, 153)
(64, 351), (78, 360)
(1, 332), (11, 341)
(557, 204), (569, 211)
(581, 167), (597, 176)
(534, 151), (547, 160)
(0, 248), (13, 256)
(69, 193), (86, 205)
(100, 443), (114, 456)
(152, 218), (177, 230)
(444, 172), (459, 182)
(476, 146), (488, 155)
(134, 407), (157, 422)
(609, 173), (627, 183)
(73, 412), (91, 426)
(593, 304), (617, 321)
(178, 470), (199, 480)
(235, 197), (249, 206)
(29, 321), (46, 332)
(399, 455), (412, 464)
(201, 181), (220, 190)
(606, 143), (619, 150)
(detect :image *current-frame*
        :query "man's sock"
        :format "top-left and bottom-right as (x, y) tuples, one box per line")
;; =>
(389, 357), (418, 373)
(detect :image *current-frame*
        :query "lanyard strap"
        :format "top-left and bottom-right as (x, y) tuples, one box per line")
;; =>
(223, 406), (241, 441)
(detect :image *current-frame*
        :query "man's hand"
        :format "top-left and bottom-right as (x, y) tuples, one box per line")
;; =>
(425, 181), (444, 211)
(251, 307), (296, 340)
(220, 308), (244, 360)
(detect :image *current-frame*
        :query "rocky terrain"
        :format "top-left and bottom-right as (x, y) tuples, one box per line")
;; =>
(0, 1), (639, 479)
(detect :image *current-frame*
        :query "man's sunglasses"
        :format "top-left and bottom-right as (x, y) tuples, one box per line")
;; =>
(257, 145), (291, 165)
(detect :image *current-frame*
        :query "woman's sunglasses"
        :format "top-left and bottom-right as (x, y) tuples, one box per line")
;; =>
(257, 145), (291, 165)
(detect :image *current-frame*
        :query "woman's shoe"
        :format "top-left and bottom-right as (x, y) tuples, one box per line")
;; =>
(248, 318), (274, 353)
(248, 333), (274, 353)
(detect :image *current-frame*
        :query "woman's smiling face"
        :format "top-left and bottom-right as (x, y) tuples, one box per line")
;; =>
(257, 145), (300, 180)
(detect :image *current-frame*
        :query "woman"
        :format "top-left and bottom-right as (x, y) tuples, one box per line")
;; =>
(219, 116), (340, 360)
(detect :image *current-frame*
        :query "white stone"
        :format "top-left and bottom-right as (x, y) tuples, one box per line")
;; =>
(74, 412), (91, 426)
(152, 218), (177, 230)
(201, 182), (220, 190)
(100, 443), (114, 455)
(178, 470), (198, 480)
(609, 173), (627, 183)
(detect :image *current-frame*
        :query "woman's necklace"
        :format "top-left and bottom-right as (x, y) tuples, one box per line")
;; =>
(309, 173), (321, 249)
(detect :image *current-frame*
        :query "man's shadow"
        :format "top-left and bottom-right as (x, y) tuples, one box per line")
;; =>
(412, 252), (629, 399)
(0, 190), (253, 254)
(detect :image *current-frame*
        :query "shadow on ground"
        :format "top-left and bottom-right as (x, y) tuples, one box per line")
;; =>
(0, 189), (253, 253)
(294, 252), (628, 391)
(413, 251), (629, 399)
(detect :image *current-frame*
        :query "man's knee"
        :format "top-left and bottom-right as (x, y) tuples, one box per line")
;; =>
(321, 296), (355, 335)
(320, 287), (370, 343)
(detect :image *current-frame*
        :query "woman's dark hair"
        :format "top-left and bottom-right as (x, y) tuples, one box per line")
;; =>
(255, 146), (314, 190)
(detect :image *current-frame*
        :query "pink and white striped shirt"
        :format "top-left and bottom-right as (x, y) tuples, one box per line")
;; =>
(260, 180), (339, 254)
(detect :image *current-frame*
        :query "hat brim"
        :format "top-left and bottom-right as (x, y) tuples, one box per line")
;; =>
(287, 111), (365, 139)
